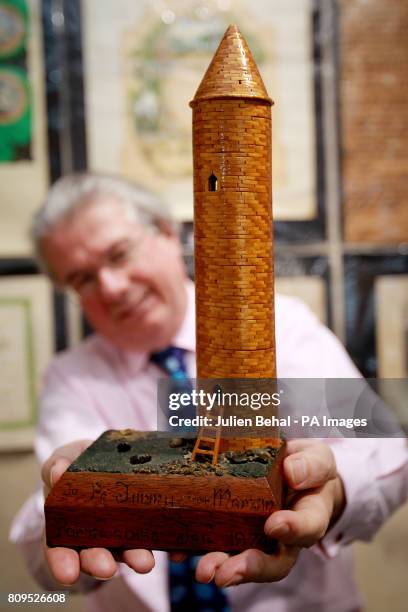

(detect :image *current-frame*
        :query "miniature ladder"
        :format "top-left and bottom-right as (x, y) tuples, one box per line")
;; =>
(191, 407), (224, 465)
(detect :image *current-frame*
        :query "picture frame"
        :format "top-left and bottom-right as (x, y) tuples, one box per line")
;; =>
(376, 275), (408, 378)
(0, 275), (53, 451)
(82, 0), (318, 221)
(0, 0), (49, 257)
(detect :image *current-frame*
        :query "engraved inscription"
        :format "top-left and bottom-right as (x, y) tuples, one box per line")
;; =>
(228, 530), (266, 548)
(124, 527), (158, 544)
(53, 518), (158, 545)
(174, 519), (214, 548)
(114, 481), (129, 503)
(61, 480), (78, 498)
(81, 480), (272, 513)
(181, 492), (211, 506)
(229, 531), (247, 548)
(213, 488), (273, 512)
(113, 481), (176, 507)
(90, 481), (108, 505)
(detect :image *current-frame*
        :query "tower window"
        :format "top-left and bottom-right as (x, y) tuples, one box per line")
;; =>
(208, 173), (218, 191)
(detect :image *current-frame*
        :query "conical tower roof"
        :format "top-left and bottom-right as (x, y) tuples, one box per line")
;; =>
(190, 24), (273, 106)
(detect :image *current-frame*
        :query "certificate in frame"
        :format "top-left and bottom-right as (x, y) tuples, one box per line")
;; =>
(375, 275), (408, 379)
(82, 0), (317, 222)
(0, 275), (53, 451)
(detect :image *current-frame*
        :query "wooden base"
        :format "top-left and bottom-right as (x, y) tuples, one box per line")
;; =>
(45, 431), (285, 553)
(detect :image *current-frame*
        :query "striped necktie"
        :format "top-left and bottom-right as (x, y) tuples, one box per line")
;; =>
(150, 347), (231, 612)
(151, 346), (194, 424)
(151, 346), (192, 386)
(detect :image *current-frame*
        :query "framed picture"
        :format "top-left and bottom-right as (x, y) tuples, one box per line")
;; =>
(344, 255), (408, 377)
(375, 274), (408, 427)
(0, 275), (53, 451)
(340, 0), (408, 244)
(0, 0), (49, 257)
(82, 0), (317, 221)
(376, 275), (408, 378)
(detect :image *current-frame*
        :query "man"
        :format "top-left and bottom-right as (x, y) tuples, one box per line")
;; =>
(11, 173), (408, 611)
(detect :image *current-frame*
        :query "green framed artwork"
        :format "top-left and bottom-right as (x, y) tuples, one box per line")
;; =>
(0, 275), (53, 451)
(0, 0), (48, 257)
(0, 0), (27, 60)
(0, 0), (31, 162)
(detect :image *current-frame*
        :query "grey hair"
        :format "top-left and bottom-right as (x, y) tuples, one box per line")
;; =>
(31, 173), (177, 276)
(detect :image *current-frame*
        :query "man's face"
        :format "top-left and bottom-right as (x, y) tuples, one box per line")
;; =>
(41, 197), (188, 351)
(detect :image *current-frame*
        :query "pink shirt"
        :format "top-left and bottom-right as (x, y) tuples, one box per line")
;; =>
(10, 283), (408, 612)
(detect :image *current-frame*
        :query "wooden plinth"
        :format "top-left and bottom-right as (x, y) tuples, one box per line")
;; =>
(45, 431), (285, 553)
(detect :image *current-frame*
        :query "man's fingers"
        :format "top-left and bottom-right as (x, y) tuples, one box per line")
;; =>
(79, 548), (118, 580)
(265, 483), (334, 547)
(45, 543), (155, 586)
(198, 548), (300, 587)
(122, 549), (155, 574)
(42, 457), (69, 490)
(50, 458), (71, 489)
(45, 545), (81, 586)
(195, 552), (230, 584)
(284, 442), (337, 489)
(41, 440), (93, 490)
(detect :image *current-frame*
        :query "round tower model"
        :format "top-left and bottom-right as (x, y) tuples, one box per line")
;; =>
(190, 24), (276, 381)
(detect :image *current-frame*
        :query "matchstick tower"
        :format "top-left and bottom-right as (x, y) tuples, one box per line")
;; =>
(190, 25), (277, 456)
(45, 25), (285, 554)
(190, 25), (276, 380)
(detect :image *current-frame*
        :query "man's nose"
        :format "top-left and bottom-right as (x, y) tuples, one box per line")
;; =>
(97, 267), (128, 301)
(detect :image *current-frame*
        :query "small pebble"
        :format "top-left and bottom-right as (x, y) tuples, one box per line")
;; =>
(169, 437), (184, 448)
(252, 454), (269, 464)
(130, 453), (152, 465)
(117, 442), (131, 453)
(228, 452), (247, 464)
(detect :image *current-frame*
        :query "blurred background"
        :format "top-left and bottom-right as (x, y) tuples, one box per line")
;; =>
(0, 0), (407, 609)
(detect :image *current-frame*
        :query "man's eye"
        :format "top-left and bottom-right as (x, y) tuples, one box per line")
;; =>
(110, 249), (128, 264)
(72, 274), (93, 291)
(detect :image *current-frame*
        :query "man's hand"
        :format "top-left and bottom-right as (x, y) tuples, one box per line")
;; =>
(42, 440), (155, 586)
(195, 440), (345, 587)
